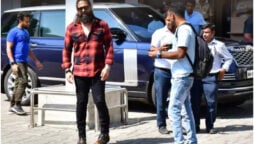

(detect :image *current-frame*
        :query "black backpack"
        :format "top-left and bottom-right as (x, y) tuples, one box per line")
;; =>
(176, 23), (214, 79)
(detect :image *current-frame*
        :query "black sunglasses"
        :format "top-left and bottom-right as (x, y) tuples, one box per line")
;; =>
(77, 6), (89, 11)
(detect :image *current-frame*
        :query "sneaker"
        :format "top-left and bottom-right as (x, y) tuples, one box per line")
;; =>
(8, 107), (14, 113)
(95, 133), (110, 144)
(11, 105), (26, 115)
(159, 126), (170, 134)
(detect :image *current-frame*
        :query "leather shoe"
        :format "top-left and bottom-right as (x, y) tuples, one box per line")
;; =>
(158, 126), (170, 134)
(95, 133), (110, 144)
(77, 137), (86, 144)
(196, 126), (200, 133)
(207, 128), (217, 134)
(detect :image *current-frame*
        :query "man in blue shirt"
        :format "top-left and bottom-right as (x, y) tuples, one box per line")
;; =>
(185, 0), (206, 34)
(6, 12), (43, 115)
(149, 2), (197, 144)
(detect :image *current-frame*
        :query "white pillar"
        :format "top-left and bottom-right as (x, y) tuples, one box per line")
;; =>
(65, 0), (77, 90)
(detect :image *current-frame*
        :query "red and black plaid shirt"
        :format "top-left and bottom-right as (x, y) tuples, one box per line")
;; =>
(62, 19), (114, 77)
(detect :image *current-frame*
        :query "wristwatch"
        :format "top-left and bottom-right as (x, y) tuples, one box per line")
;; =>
(65, 68), (71, 74)
(156, 51), (161, 58)
(10, 61), (17, 65)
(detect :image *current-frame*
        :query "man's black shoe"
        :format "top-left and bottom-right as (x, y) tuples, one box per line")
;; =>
(77, 137), (86, 144)
(196, 126), (200, 133)
(207, 128), (217, 134)
(95, 133), (110, 144)
(11, 105), (26, 115)
(159, 126), (170, 134)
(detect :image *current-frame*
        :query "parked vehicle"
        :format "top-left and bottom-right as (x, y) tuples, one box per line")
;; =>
(1, 3), (253, 106)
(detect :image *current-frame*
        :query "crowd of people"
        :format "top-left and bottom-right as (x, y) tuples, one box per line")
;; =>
(6, 0), (244, 144)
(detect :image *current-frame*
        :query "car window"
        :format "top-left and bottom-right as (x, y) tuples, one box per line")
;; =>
(40, 10), (65, 37)
(94, 9), (122, 29)
(1, 11), (40, 37)
(111, 7), (164, 42)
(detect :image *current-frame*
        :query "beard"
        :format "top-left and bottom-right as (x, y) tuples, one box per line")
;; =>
(78, 12), (93, 23)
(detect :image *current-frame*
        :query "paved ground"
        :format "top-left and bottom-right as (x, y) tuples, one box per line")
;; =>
(1, 93), (253, 144)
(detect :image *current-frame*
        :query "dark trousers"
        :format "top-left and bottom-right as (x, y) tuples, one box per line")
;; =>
(11, 63), (28, 107)
(154, 67), (171, 128)
(190, 75), (218, 131)
(74, 74), (110, 138)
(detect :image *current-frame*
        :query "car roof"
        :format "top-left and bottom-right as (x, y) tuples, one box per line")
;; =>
(4, 3), (148, 13)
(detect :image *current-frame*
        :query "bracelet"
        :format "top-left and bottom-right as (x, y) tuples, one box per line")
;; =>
(65, 69), (71, 74)
(156, 51), (161, 58)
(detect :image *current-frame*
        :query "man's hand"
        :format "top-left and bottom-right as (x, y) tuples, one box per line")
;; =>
(218, 69), (226, 80)
(35, 61), (43, 70)
(11, 64), (18, 73)
(100, 65), (110, 81)
(148, 50), (159, 58)
(66, 72), (74, 83)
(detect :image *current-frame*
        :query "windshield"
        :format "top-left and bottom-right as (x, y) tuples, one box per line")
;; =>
(111, 7), (164, 42)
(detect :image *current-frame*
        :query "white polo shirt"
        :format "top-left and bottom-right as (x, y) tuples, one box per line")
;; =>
(151, 26), (174, 70)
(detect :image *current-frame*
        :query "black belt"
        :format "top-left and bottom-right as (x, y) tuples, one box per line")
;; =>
(208, 73), (218, 76)
(156, 67), (170, 71)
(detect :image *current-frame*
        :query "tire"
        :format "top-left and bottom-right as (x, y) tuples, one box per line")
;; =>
(151, 82), (171, 109)
(3, 67), (39, 106)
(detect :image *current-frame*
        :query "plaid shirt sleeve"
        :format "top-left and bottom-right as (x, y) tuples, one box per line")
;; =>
(61, 24), (74, 69)
(102, 21), (114, 65)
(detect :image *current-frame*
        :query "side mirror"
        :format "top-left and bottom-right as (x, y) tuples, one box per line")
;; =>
(110, 28), (126, 44)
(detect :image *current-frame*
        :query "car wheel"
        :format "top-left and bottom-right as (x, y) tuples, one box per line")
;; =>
(3, 67), (38, 106)
(151, 82), (171, 109)
(151, 82), (156, 107)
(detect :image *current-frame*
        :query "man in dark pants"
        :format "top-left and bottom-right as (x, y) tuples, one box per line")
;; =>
(61, 0), (114, 144)
(190, 23), (233, 134)
(6, 12), (43, 115)
(150, 13), (175, 134)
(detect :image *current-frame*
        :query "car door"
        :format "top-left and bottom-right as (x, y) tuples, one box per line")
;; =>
(94, 9), (138, 85)
(30, 10), (65, 84)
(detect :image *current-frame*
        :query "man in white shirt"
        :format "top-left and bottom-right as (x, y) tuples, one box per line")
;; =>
(190, 23), (233, 134)
(149, 2), (197, 144)
(150, 12), (175, 135)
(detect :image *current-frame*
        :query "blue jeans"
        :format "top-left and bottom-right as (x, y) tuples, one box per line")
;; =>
(154, 67), (171, 128)
(191, 75), (218, 131)
(168, 77), (197, 144)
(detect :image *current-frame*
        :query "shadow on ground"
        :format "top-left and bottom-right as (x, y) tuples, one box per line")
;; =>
(111, 137), (173, 144)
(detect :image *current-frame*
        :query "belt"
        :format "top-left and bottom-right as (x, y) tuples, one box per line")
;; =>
(156, 67), (170, 71)
(208, 73), (218, 76)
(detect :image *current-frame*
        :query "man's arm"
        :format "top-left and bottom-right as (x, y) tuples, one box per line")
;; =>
(29, 50), (43, 70)
(101, 21), (114, 81)
(148, 46), (187, 59)
(6, 41), (19, 73)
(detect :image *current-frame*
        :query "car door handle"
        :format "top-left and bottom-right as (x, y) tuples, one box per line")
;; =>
(30, 43), (37, 48)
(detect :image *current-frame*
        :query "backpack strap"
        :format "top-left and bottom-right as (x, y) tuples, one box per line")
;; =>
(175, 22), (196, 69)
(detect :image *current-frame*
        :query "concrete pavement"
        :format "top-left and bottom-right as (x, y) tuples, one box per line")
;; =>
(1, 93), (253, 144)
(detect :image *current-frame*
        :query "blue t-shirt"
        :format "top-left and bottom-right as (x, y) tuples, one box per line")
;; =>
(185, 10), (206, 34)
(169, 24), (195, 78)
(7, 26), (30, 63)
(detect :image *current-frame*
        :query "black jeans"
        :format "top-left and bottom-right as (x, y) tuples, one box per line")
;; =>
(74, 74), (110, 138)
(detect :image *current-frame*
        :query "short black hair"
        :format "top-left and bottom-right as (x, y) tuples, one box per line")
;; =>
(17, 12), (31, 22)
(185, 0), (196, 6)
(168, 1), (186, 18)
(201, 23), (216, 31)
